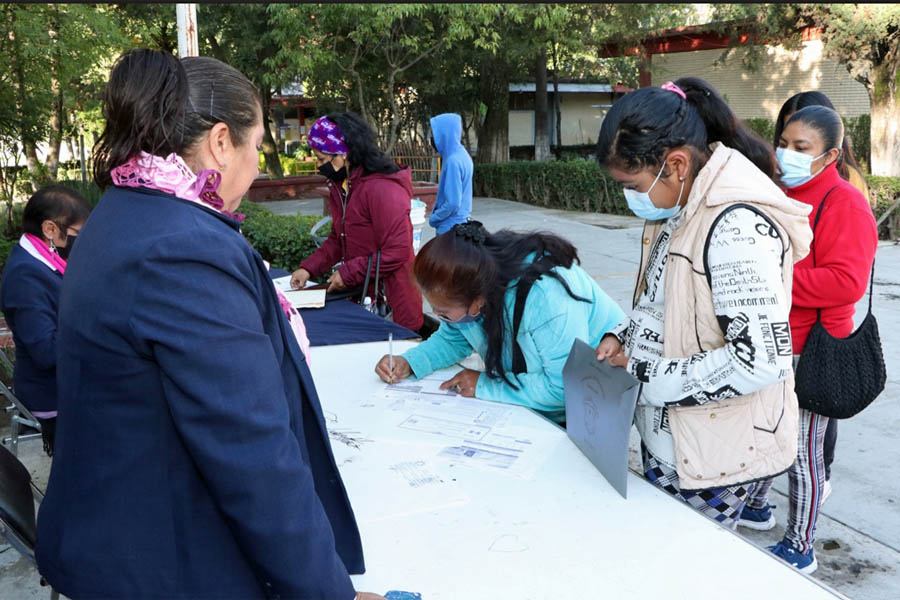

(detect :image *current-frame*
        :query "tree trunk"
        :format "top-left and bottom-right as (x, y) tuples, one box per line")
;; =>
(8, 6), (43, 191)
(867, 65), (900, 177)
(46, 88), (64, 181)
(551, 43), (562, 151)
(460, 111), (473, 153)
(45, 5), (64, 181)
(534, 47), (551, 162)
(476, 55), (510, 164)
(259, 89), (283, 178)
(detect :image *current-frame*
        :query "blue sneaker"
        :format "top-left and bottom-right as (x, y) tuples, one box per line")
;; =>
(769, 540), (818, 574)
(738, 503), (776, 531)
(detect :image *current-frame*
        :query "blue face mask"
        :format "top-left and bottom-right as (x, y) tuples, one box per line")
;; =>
(776, 147), (831, 189)
(439, 311), (481, 325)
(622, 159), (685, 220)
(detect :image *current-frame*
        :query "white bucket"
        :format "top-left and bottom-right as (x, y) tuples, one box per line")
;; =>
(411, 198), (426, 253)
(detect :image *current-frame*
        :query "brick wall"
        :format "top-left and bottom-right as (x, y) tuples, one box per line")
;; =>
(650, 40), (870, 120)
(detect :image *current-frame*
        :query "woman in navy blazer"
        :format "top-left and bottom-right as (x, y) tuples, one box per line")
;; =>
(35, 49), (383, 600)
(0, 185), (89, 455)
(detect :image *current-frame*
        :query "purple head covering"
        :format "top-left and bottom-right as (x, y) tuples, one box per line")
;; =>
(307, 116), (348, 155)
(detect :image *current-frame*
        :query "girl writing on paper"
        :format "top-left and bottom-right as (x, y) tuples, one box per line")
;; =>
(375, 221), (624, 424)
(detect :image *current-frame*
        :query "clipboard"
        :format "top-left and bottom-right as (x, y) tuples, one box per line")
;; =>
(563, 338), (640, 499)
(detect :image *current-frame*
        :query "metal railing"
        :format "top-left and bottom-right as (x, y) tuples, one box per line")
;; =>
(392, 154), (441, 183)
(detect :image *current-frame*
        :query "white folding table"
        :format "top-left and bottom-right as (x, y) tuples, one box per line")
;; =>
(310, 340), (844, 599)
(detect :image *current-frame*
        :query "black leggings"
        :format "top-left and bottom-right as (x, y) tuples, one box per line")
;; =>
(823, 418), (837, 481)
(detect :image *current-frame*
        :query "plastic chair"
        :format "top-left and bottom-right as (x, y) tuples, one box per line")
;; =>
(310, 216), (332, 248)
(0, 444), (57, 599)
(0, 352), (42, 457)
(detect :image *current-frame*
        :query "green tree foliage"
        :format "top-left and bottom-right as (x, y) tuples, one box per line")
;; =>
(1, 4), (121, 188)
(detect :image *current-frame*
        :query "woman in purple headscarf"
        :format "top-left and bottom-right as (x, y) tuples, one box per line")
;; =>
(291, 113), (424, 333)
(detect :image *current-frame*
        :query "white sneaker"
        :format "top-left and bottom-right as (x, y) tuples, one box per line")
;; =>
(821, 479), (832, 505)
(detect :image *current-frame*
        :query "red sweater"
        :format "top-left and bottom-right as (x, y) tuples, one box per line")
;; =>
(300, 165), (424, 331)
(788, 163), (877, 353)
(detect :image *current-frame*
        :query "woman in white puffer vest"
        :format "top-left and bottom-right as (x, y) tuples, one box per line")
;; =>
(594, 77), (813, 531)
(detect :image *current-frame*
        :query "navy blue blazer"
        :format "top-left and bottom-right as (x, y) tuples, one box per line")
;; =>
(0, 243), (63, 412)
(35, 186), (364, 599)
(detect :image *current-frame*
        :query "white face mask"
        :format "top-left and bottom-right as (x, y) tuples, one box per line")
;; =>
(776, 147), (834, 188)
(622, 158), (685, 220)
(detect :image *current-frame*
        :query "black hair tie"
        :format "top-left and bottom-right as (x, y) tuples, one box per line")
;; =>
(454, 220), (487, 245)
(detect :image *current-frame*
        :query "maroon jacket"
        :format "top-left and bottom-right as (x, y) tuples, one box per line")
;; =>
(300, 165), (424, 331)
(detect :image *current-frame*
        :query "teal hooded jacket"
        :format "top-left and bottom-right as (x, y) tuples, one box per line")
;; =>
(429, 113), (473, 234)
(401, 260), (625, 422)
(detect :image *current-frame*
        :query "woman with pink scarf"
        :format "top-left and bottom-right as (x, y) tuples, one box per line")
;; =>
(0, 185), (90, 456)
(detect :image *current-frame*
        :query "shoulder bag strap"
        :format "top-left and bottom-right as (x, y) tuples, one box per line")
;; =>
(809, 186), (838, 322)
(360, 254), (373, 305)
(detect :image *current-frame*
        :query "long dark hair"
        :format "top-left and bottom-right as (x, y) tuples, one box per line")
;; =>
(22, 185), (91, 238)
(773, 91), (863, 180)
(413, 221), (588, 389)
(596, 76), (777, 180)
(326, 112), (401, 176)
(93, 49), (261, 188)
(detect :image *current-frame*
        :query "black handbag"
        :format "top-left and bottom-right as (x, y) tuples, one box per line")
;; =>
(793, 188), (886, 419)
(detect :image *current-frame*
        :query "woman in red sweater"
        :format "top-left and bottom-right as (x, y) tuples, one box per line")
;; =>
(772, 91), (871, 495)
(290, 113), (424, 332)
(739, 105), (877, 573)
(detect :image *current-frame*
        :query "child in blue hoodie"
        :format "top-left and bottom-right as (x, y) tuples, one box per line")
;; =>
(429, 113), (473, 233)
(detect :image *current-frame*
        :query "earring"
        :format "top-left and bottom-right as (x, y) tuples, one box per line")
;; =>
(49, 239), (57, 253)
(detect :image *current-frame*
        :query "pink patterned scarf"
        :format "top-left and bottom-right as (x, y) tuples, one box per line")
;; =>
(110, 151), (244, 222)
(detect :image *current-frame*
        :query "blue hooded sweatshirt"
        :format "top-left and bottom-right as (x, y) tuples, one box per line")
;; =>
(429, 113), (473, 234)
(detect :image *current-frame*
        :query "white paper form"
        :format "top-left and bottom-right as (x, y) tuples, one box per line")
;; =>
(438, 426), (561, 480)
(332, 440), (469, 524)
(373, 379), (561, 479)
(272, 275), (294, 292)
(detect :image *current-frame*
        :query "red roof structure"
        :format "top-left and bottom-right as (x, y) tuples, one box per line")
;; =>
(601, 22), (822, 87)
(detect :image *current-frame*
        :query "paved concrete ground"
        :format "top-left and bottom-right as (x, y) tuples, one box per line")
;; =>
(3, 196), (897, 599)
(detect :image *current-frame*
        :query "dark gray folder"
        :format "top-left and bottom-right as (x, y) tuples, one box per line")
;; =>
(563, 338), (640, 499)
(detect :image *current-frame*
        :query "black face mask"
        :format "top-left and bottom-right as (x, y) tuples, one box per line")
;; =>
(318, 161), (347, 183)
(56, 233), (77, 260)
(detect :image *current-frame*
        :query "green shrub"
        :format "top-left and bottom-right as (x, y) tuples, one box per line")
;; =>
(0, 237), (15, 276)
(474, 159), (628, 214)
(58, 179), (103, 208)
(238, 200), (323, 272)
(867, 175), (900, 240)
(257, 153), (317, 177)
(2, 202), (25, 240)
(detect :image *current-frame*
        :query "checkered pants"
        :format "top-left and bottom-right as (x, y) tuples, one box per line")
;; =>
(642, 445), (750, 530)
(745, 407), (829, 553)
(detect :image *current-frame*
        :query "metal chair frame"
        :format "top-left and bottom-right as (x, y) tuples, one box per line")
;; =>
(0, 351), (42, 456)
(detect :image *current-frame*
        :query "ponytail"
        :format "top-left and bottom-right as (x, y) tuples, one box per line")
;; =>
(675, 77), (776, 179)
(93, 49), (188, 188)
(93, 49), (261, 188)
(597, 76), (776, 180)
